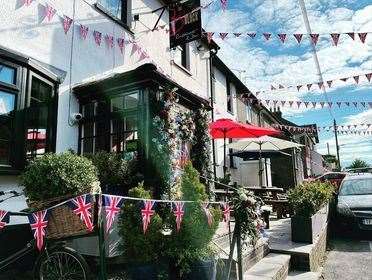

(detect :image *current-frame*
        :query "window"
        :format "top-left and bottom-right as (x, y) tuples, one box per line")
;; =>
(80, 92), (139, 157)
(97, 0), (127, 25)
(246, 104), (252, 123)
(226, 79), (233, 113)
(174, 44), (190, 71)
(0, 58), (57, 172)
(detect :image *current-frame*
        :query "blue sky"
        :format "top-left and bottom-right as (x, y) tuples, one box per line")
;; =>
(202, 0), (372, 167)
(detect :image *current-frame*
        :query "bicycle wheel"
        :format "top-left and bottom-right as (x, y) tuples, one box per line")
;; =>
(34, 246), (91, 280)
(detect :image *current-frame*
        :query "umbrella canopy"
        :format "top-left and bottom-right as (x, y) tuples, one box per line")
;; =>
(209, 119), (279, 139)
(227, 135), (303, 151)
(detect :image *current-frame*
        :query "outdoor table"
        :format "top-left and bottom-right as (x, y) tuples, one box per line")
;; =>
(244, 186), (284, 199)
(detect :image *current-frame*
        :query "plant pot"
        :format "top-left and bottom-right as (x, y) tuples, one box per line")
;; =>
(291, 204), (329, 243)
(184, 259), (217, 280)
(127, 264), (158, 280)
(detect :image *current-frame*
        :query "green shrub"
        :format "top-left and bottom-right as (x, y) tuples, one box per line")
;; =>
(288, 181), (334, 217)
(21, 152), (99, 201)
(164, 163), (221, 275)
(86, 151), (142, 191)
(118, 183), (164, 264)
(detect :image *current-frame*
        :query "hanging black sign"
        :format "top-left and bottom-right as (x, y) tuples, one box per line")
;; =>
(169, 0), (202, 49)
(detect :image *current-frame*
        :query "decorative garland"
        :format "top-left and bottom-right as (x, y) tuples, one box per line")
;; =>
(272, 123), (372, 133)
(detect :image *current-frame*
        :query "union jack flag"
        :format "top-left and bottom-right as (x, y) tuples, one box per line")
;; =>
(102, 195), (124, 233)
(28, 210), (49, 251)
(63, 16), (73, 34)
(44, 4), (56, 22)
(23, 0), (33, 6)
(93, 31), (102, 46)
(117, 38), (125, 54)
(80, 25), (89, 40)
(141, 200), (155, 234)
(172, 202), (185, 232)
(202, 203), (213, 227)
(67, 194), (94, 232)
(220, 202), (231, 226)
(0, 210), (9, 230)
(105, 34), (114, 48)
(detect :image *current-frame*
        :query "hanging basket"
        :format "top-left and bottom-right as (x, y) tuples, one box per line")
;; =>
(27, 191), (97, 240)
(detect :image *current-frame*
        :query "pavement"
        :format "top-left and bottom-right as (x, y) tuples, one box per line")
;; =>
(321, 232), (372, 280)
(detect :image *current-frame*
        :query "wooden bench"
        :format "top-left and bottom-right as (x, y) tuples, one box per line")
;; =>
(263, 199), (292, 219)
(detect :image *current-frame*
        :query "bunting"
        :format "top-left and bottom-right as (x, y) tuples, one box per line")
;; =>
(272, 123), (372, 134)
(43, 4), (56, 22)
(141, 200), (156, 234)
(63, 16), (73, 34)
(67, 194), (94, 232)
(28, 210), (49, 251)
(102, 195), (124, 233)
(0, 210), (9, 230)
(93, 31), (102, 46)
(202, 203), (213, 227)
(172, 201), (185, 233)
(221, 202), (231, 226)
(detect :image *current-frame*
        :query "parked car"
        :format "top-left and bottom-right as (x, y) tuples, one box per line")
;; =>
(336, 174), (372, 231)
(313, 172), (347, 190)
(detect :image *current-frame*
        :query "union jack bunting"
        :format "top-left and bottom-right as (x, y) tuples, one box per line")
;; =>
(221, 202), (231, 226)
(63, 16), (73, 34)
(80, 25), (89, 40)
(0, 210), (9, 230)
(117, 38), (125, 53)
(93, 31), (102, 46)
(67, 194), (94, 232)
(102, 195), (124, 233)
(141, 200), (156, 234)
(202, 203), (213, 227)
(28, 210), (49, 251)
(172, 202), (185, 232)
(105, 34), (114, 48)
(23, 0), (33, 6)
(44, 4), (56, 22)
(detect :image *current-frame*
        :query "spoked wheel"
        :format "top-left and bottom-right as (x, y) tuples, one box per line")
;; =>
(34, 246), (91, 280)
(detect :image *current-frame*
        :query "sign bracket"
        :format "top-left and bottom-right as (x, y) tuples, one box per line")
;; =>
(152, 7), (167, 31)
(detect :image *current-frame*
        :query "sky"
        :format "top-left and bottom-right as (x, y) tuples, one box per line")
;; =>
(201, 0), (372, 168)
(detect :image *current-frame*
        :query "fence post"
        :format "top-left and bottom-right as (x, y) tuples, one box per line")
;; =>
(236, 221), (243, 280)
(98, 195), (107, 280)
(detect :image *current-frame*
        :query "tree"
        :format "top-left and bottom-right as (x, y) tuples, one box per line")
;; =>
(347, 159), (370, 169)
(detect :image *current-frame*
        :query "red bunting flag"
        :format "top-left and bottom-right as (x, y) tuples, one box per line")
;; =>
(93, 31), (102, 46)
(330, 33), (340, 46)
(263, 33), (271, 41)
(247, 33), (256, 39)
(307, 84), (312, 90)
(117, 38), (125, 54)
(353, 76), (359, 84)
(358, 33), (367, 43)
(44, 4), (56, 22)
(173, 202), (185, 232)
(366, 73), (372, 82)
(0, 210), (9, 230)
(141, 200), (156, 234)
(207, 32), (214, 43)
(105, 34), (114, 48)
(310, 34), (319, 45)
(202, 203), (213, 227)
(28, 210), (49, 251)
(327, 80), (333, 88)
(278, 33), (287, 43)
(80, 24), (89, 40)
(346, 32), (355, 40)
(67, 195), (94, 232)
(293, 33), (303, 44)
(221, 202), (231, 226)
(63, 16), (73, 34)
(102, 195), (124, 233)
(219, 33), (228, 40)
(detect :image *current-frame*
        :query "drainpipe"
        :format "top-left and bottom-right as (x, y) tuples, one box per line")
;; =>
(209, 49), (218, 181)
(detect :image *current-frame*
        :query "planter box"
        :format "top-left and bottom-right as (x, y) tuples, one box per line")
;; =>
(291, 204), (329, 243)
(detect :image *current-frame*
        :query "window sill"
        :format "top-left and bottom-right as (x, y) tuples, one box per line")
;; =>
(94, 4), (133, 35)
(171, 60), (192, 76)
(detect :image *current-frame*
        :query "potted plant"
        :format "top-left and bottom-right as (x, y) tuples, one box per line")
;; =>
(87, 151), (142, 195)
(118, 183), (164, 280)
(164, 163), (221, 280)
(288, 181), (334, 243)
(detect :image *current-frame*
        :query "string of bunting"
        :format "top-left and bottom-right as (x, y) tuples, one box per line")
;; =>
(204, 31), (371, 46)
(0, 194), (231, 251)
(244, 98), (372, 109)
(254, 72), (372, 95)
(337, 130), (371, 135)
(272, 123), (372, 133)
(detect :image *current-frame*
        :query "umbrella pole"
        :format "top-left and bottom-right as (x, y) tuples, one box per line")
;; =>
(259, 143), (263, 187)
(223, 132), (227, 178)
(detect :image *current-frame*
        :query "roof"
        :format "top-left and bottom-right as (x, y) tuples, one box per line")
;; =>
(73, 63), (210, 109)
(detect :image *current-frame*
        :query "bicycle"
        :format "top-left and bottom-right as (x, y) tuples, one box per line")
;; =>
(0, 190), (92, 280)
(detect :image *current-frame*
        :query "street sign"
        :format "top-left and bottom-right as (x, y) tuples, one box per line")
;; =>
(169, 0), (202, 49)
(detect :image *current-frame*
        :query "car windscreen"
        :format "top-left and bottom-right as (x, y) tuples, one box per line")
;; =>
(339, 178), (372, 196)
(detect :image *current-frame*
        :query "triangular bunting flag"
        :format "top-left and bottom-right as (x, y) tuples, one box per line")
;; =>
(353, 76), (359, 84)
(263, 33), (271, 41)
(358, 33), (367, 43)
(288, 101), (294, 107)
(281, 100), (286, 106)
(346, 32), (355, 40)
(296, 85), (302, 92)
(327, 80), (332, 88)
(23, 0), (33, 6)
(28, 210), (49, 251)
(310, 34), (319, 45)
(131, 43), (139, 56)
(233, 33), (242, 37)
(366, 73), (372, 82)
(304, 101), (309, 108)
(62, 16), (73, 34)
(278, 33), (287, 43)
(102, 195), (125, 233)
(117, 38), (125, 54)
(221, 202), (231, 227)
(336, 102), (342, 108)
(340, 77), (348, 82)
(352, 102), (358, 108)
(318, 82), (324, 89)
(328, 102), (333, 108)
(67, 194), (94, 232)
(93, 31), (102, 46)
(173, 201), (185, 233)
(320, 102), (325, 108)
(296, 101), (302, 108)
(293, 33), (303, 44)
(0, 210), (9, 230)
(345, 102), (350, 107)
(207, 32), (214, 43)
(247, 33), (257, 39)
(330, 33), (340, 46)
(307, 84), (312, 90)
(80, 24), (89, 40)
(44, 4), (56, 22)
(141, 200), (156, 234)
(202, 203), (213, 227)
(105, 34), (114, 48)
(219, 33), (228, 40)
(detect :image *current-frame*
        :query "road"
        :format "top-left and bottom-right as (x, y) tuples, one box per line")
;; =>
(321, 233), (372, 280)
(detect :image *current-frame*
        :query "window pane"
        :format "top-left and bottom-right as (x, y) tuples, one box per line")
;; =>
(26, 77), (53, 159)
(0, 91), (15, 166)
(83, 103), (95, 118)
(112, 93), (138, 112)
(0, 140), (10, 165)
(0, 64), (16, 85)
(99, 0), (122, 19)
(0, 91), (15, 115)
(125, 93), (139, 109)
(112, 96), (124, 112)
